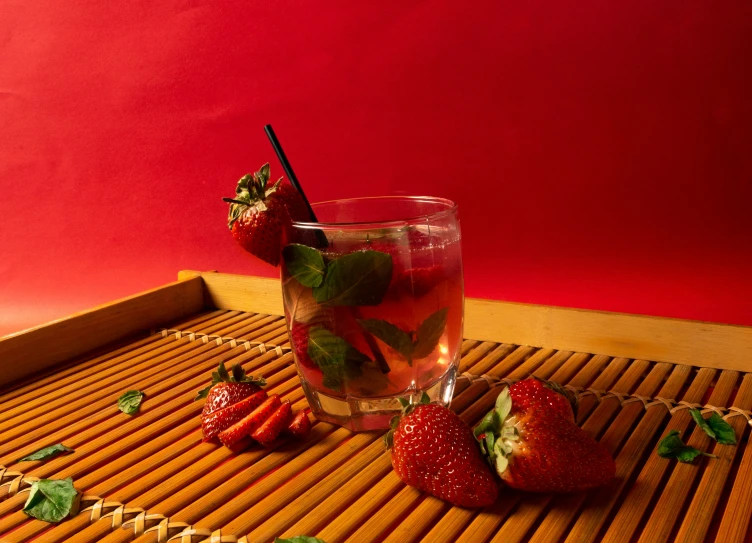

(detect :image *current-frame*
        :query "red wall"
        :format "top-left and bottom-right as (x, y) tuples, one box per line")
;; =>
(1, 0), (751, 336)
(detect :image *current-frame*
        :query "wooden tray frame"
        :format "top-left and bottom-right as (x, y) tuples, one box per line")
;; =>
(1, 270), (751, 543)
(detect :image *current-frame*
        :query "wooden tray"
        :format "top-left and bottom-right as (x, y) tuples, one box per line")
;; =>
(1, 271), (751, 543)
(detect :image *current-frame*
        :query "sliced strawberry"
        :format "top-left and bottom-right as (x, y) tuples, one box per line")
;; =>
(218, 394), (283, 446)
(286, 409), (312, 438)
(251, 401), (293, 446)
(396, 265), (444, 297)
(201, 390), (268, 442)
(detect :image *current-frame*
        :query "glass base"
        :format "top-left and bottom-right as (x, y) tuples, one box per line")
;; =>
(301, 364), (459, 431)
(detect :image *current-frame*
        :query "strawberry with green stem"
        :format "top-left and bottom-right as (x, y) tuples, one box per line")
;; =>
(224, 164), (309, 266)
(386, 393), (498, 508)
(474, 377), (615, 493)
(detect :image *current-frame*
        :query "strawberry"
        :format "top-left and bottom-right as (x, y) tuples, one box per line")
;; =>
(289, 321), (318, 369)
(252, 400), (293, 446)
(396, 265), (445, 297)
(223, 163), (309, 266)
(195, 362), (266, 415)
(386, 394), (498, 508)
(201, 390), (268, 441)
(474, 378), (615, 493)
(218, 394), (283, 446)
(286, 409), (312, 438)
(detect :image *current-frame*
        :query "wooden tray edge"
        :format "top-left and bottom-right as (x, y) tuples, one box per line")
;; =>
(0, 276), (205, 388)
(181, 270), (752, 372)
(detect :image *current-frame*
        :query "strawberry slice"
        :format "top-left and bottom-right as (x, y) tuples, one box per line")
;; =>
(223, 164), (309, 267)
(251, 401), (293, 446)
(286, 409), (312, 438)
(201, 390), (268, 442)
(218, 394), (283, 447)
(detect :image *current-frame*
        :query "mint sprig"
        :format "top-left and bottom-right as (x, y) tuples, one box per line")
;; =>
(358, 307), (449, 366)
(22, 478), (79, 523)
(307, 327), (371, 391)
(274, 537), (327, 543)
(284, 244), (393, 307)
(18, 444), (74, 463)
(689, 409), (737, 445)
(657, 430), (716, 463)
(118, 390), (145, 415)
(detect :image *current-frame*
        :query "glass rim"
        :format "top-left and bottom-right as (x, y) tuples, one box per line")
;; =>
(290, 195), (458, 229)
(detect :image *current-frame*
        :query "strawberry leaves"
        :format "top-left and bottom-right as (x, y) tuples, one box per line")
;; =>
(358, 308), (449, 366)
(689, 409), (737, 445)
(274, 537), (327, 543)
(118, 390), (145, 415)
(195, 362), (267, 401)
(657, 430), (716, 463)
(18, 444), (74, 463)
(22, 478), (79, 523)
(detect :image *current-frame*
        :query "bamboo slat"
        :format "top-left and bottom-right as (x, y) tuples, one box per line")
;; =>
(1, 273), (751, 543)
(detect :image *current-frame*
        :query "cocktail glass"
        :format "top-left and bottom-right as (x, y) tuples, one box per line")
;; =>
(281, 196), (463, 431)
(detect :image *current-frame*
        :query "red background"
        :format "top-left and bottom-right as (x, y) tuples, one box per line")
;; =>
(1, 0), (751, 337)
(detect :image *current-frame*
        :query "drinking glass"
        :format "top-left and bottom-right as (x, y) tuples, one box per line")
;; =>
(281, 196), (463, 431)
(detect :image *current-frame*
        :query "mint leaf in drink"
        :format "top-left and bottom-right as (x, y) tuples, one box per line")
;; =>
(358, 319), (414, 365)
(118, 390), (145, 415)
(657, 430), (716, 463)
(274, 537), (327, 543)
(313, 251), (392, 306)
(412, 307), (449, 359)
(22, 478), (79, 523)
(283, 244), (326, 288)
(18, 444), (74, 463)
(689, 409), (737, 445)
(307, 327), (371, 391)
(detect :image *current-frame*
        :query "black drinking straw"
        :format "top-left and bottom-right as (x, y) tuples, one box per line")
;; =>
(264, 124), (319, 223)
(264, 125), (390, 373)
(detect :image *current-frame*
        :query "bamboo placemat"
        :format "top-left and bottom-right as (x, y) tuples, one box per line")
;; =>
(1, 308), (751, 543)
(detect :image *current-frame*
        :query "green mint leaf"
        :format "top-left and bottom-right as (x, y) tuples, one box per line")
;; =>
(691, 409), (737, 445)
(412, 307), (449, 359)
(118, 390), (145, 415)
(312, 251), (393, 306)
(307, 327), (371, 391)
(18, 444), (74, 463)
(22, 478), (78, 523)
(657, 430), (716, 463)
(358, 319), (414, 365)
(283, 244), (326, 288)
(274, 537), (327, 543)
(706, 413), (737, 445)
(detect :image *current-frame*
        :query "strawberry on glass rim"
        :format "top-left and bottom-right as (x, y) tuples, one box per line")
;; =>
(223, 163), (309, 267)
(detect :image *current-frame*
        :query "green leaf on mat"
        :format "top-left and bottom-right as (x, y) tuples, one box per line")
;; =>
(18, 444), (74, 463)
(689, 409), (737, 445)
(657, 430), (716, 463)
(22, 478), (78, 523)
(117, 390), (145, 415)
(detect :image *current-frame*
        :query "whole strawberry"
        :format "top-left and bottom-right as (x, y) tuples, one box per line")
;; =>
(387, 394), (498, 508)
(474, 377), (615, 493)
(224, 164), (309, 266)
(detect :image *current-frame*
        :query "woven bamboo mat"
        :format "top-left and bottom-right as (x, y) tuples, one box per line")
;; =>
(1, 308), (751, 543)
